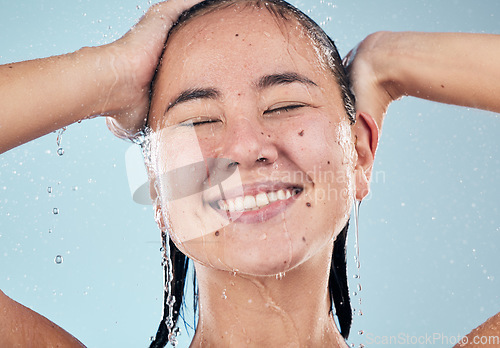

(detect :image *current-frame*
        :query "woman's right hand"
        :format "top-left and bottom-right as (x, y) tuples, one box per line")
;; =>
(103, 0), (204, 140)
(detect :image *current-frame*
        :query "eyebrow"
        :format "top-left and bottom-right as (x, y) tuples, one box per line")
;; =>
(164, 72), (317, 114)
(166, 88), (221, 113)
(256, 72), (317, 90)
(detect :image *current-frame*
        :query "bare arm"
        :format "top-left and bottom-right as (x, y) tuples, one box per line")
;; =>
(0, 46), (115, 153)
(0, 0), (203, 154)
(344, 32), (500, 131)
(0, 0), (203, 344)
(454, 311), (500, 347)
(0, 290), (85, 347)
(346, 31), (500, 346)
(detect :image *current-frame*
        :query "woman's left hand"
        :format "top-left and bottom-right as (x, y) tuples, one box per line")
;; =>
(342, 31), (400, 133)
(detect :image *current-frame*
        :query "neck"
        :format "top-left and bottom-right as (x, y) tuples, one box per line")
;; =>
(189, 239), (347, 347)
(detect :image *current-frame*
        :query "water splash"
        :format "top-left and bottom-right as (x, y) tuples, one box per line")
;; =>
(352, 200), (365, 344)
(54, 255), (63, 264)
(56, 127), (67, 156)
(353, 200), (361, 270)
(161, 230), (178, 347)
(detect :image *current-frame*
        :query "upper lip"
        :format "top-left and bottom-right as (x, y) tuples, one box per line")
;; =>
(203, 181), (304, 204)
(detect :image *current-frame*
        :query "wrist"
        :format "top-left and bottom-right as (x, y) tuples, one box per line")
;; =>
(368, 31), (407, 101)
(73, 45), (134, 118)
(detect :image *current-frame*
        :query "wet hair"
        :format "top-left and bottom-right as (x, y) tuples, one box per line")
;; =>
(148, 0), (355, 346)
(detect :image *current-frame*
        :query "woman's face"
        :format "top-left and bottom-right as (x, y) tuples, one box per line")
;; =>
(148, 6), (358, 276)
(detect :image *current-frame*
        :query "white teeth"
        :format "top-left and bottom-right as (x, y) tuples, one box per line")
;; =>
(227, 200), (236, 212)
(243, 195), (257, 210)
(255, 192), (269, 207)
(277, 189), (286, 200)
(234, 196), (245, 212)
(268, 191), (278, 202)
(215, 188), (301, 213)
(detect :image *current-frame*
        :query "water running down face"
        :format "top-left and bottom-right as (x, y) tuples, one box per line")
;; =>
(147, 3), (374, 277)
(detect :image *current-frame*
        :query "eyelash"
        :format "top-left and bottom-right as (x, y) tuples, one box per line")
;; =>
(264, 104), (305, 115)
(180, 118), (219, 127)
(181, 104), (305, 126)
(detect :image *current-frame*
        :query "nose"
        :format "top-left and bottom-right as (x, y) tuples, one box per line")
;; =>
(221, 117), (278, 169)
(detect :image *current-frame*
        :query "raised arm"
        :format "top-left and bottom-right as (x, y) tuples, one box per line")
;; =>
(0, 0), (203, 345)
(344, 31), (500, 131)
(0, 0), (203, 154)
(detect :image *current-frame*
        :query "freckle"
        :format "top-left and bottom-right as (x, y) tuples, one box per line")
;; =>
(9, 66), (13, 69)
(235, 33), (239, 37)
(298, 130), (304, 136)
(261, 132), (264, 135)
(302, 237), (306, 242)
(283, 260), (287, 264)
(441, 84), (445, 88)
(267, 134), (271, 138)
(215, 231), (219, 236)
(327, 161), (330, 164)
(306, 202), (311, 207)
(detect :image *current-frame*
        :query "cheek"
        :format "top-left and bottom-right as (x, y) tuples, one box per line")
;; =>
(278, 114), (355, 223)
(279, 114), (353, 181)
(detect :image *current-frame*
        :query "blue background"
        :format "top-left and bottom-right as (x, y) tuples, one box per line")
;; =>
(1, 0), (499, 347)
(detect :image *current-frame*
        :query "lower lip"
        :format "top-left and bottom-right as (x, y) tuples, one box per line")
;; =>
(212, 192), (302, 224)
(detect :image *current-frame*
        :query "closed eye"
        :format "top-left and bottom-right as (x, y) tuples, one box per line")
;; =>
(264, 104), (305, 115)
(180, 118), (220, 127)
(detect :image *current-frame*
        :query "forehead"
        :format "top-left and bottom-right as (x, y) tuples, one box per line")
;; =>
(157, 6), (332, 92)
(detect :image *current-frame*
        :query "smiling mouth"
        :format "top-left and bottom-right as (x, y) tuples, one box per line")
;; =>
(209, 187), (303, 213)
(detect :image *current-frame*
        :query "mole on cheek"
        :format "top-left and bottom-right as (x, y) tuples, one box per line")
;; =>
(215, 231), (220, 237)
(302, 236), (306, 242)
(306, 202), (311, 207)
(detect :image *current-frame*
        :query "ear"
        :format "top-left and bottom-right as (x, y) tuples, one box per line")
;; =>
(353, 112), (379, 201)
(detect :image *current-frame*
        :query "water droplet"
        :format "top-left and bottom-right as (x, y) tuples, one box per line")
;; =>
(136, 5), (141, 9)
(357, 283), (362, 291)
(358, 310), (363, 316)
(72, 186), (78, 191)
(48, 229), (52, 233)
(57, 147), (64, 156)
(358, 330), (364, 335)
(353, 274), (359, 279)
(54, 255), (63, 264)
(47, 186), (52, 194)
(52, 208), (59, 215)
(221, 289), (227, 299)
